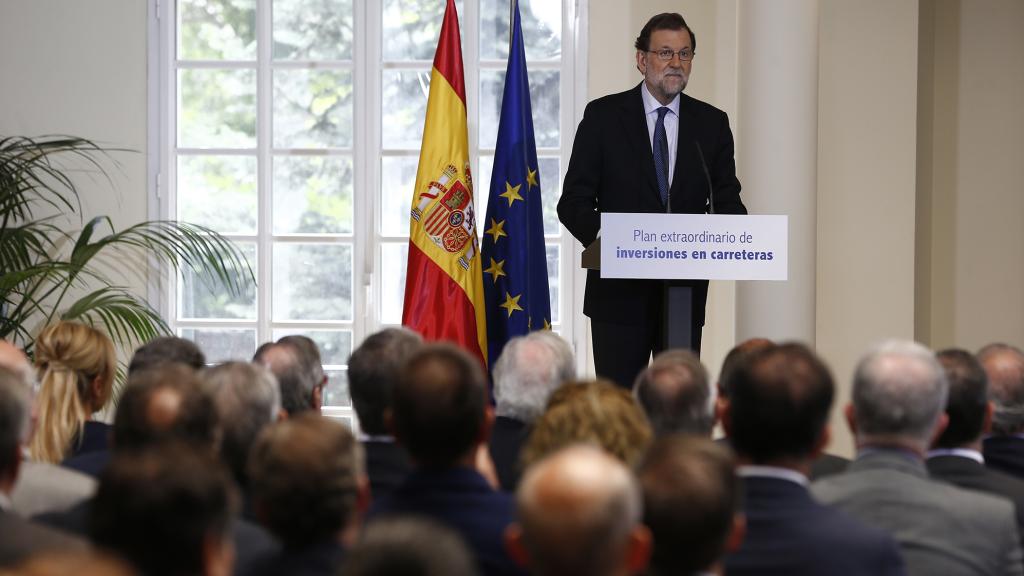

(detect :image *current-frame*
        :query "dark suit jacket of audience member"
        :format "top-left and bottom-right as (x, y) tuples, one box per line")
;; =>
(59, 421), (110, 467)
(249, 539), (345, 576)
(61, 449), (110, 479)
(363, 439), (411, 503)
(0, 508), (87, 568)
(488, 416), (529, 492)
(984, 436), (1024, 480)
(928, 454), (1024, 548)
(724, 476), (906, 576)
(34, 497), (280, 576)
(369, 467), (526, 576)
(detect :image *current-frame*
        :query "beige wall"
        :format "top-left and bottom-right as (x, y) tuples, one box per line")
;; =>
(916, 0), (1024, 351)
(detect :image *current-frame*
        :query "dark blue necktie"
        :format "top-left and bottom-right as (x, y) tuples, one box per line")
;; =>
(653, 106), (670, 206)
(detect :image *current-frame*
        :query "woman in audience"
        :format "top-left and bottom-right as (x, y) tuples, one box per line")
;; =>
(520, 379), (653, 470)
(29, 321), (116, 463)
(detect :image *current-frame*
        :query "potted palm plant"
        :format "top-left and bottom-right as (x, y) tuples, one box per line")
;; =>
(0, 135), (253, 359)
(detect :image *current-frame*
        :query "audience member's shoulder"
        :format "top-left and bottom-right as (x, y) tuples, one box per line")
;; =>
(0, 512), (88, 568)
(11, 460), (97, 517)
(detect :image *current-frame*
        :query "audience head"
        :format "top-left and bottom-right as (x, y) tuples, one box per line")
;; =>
(90, 443), (236, 576)
(0, 366), (32, 489)
(128, 336), (205, 374)
(391, 343), (490, 468)
(203, 361), (281, 486)
(726, 343), (835, 465)
(977, 343), (1024, 435)
(933, 348), (990, 449)
(717, 338), (776, 399)
(0, 339), (36, 391)
(508, 444), (650, 576)
(30, 321), (116, 463)
(347, 328), (423, 436)
(248, 414), (364, 548)
(493, 331), (575, 424)
(13, 551), (137, 576)
(850, 340), (948, 453)
(113, 363), (219, 453)
(253, 336), (324, 415)
(638, 435), (742, 576)
(633, 349), (712, 436)
(521, 380), (652, 469)
(341, 517), (479, 576)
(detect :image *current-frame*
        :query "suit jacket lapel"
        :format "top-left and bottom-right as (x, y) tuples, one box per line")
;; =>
(620, 84), (661, 206)
(671, 94), (698, 211)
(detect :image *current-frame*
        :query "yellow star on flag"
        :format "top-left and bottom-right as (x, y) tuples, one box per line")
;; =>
(543, 318), (551, 330)
(500, 181), (524, 206)
(500, 292), (523, 318)
(484, 258), (506, 283)
(485, 218), (507, 243)
(526, 167), (538, 189)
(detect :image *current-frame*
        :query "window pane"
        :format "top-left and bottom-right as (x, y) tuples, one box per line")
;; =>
(271, 329), (352, 366)
(382, 69), (430, 149)
(480, 0), (561, 61)
(380, 242), (408, 325)
(380, 157), (417, 237)
(538, 156), (560, 237)
(273, 0), (353, 60)
(479, 69), (560, 149)
(272, 243), (352, 321)
(382, 0), (463, 62)
(180, 243), (257, 320)
(323, 370), (350, 407)
(546, 243), (559, 323)
(180, 328), (257, 364)
(179, 0), (256, 61)
(179, 69), (257, 148)
(273, 155), (353, 234)
(273, 69), (353, 149)
(178, 155), (257, 235)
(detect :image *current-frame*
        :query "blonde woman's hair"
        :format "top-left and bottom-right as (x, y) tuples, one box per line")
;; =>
(29, 321), (116, 463)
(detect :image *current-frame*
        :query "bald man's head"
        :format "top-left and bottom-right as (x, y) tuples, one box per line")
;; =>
(113, 363), (219, 453)
(0, 340), (34, 391)
(508, 445), (650, 576)
(979, 344), (1024, 435)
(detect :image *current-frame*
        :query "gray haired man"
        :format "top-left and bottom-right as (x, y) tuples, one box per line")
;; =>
(980, 343), (1024, 479)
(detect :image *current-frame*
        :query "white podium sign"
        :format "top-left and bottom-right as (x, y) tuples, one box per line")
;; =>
(600, 213), (788, 281)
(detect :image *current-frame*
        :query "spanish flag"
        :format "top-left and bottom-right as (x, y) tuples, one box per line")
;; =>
(402, 0), (487, 368)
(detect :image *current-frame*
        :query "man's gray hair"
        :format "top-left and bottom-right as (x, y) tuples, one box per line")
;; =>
(852, 340), (948, 448)
(633, 349), (713, 436)
(493, 331), (575, 423)
(978, 343), (1024, 435)
(204, 361), (281, 484)
(0, 367), (32, 474)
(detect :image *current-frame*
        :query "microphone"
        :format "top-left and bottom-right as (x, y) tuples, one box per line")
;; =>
(695, 140), (715, 214)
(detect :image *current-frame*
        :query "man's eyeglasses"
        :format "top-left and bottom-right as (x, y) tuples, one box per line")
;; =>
(648, 48), (694, 62)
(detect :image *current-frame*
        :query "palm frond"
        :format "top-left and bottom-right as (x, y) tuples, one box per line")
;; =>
(61, 287), (170, 346)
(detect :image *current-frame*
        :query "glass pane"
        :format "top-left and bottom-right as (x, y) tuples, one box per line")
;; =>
(480, 0), (561, 61)
(382, 70), (430, 149)
(538, 156), (560, 237)
(273, 0), (353, 60)
(273, 69), (353, 149)
(179, 328), (257, 364)
(179, 0), (256, 61)
(477, 155), (493, 225)
(380, 157), (417, 237)
(479, 69), (560, 149)
(273, 155), (353, 234)
(180, 243), (257, 320)
(179, 69), (257, 148)
(382, 0), (464, 62)
(323, 370), (350, 407)
(178, 155), (257, 235)
(546, 244), (559, 323)
(272, 243), (352, 321)
(380, 242), (408, 325)
(271, 329), (352, 366)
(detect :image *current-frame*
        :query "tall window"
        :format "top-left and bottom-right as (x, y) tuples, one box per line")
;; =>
(158, 0), (581, 426)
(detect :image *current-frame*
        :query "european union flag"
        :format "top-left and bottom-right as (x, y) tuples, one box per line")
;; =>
(481, 0), (551, 365)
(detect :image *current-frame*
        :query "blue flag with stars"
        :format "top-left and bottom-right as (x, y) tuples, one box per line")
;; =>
(481, 0), (551, 365)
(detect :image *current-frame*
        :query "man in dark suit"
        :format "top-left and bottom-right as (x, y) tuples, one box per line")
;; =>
(812, 341), (1023, 576)
(369, 344), (525, 576)
(347, 327), (422, 501)
(928, 348), (1024, 545)
(489, 331), (575, 491)
(980, 343), (1024, 478)
(722, 343), (906, 575)
(558, 12), (746, 389)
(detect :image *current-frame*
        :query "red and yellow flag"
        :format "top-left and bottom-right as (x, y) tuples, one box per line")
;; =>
(402, 0), (487, 367)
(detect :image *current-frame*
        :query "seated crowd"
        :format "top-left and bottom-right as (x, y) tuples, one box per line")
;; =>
(2, 321), (1024, 575)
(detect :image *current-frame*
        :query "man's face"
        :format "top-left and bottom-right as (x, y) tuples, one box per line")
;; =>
(636, 28), (692, 105)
